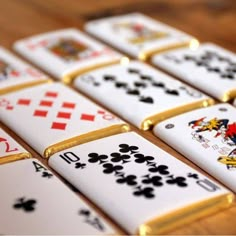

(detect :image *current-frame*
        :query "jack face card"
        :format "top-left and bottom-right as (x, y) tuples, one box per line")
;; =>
(0, 127), (31, 164)
(49, 132), (233, 235)
(74, 60), (214, 130)
(85, 13), (197, 60)
(0, 159), (116, 235)
(152, 43), (236, 102)
(153, 103), (236, 192)
(14, 28), (124, 83)
(0, 83), (129, 158)
(0, 46), (49, 95)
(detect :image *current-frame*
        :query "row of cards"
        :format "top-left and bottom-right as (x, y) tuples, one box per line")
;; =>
(0, 12), (235, 235)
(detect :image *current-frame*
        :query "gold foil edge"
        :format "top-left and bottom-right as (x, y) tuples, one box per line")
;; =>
(221, 89), (236, 102)
(0, 152), (32, 165)
(138, 38), (199, 61)
(62, 57), (129, 84)
(141, 98), (215, 130)
(0, 79), (52, 95)
(138, 193), (234, 235)
(44, 123), (130, 159)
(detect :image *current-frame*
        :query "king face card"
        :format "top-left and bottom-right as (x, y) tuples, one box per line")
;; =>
(85, 13), (197, 60)
(0, 127), (31, 164)
(0, 159), (116, 235)
(48, 132), (233, 235)
(73, 60), (214, 130)
(14, 28), (124, 83)
(0, 46), (49, 94)
(0, 83), (129, 158)
(152, 43), (236, 102)
(153, 103), (236, 192)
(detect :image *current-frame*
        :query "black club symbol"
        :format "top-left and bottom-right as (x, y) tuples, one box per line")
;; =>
(79, 209), (90, 216)
(75, 162), (86, 169)
(13, 197), (37, 212)
(102, 163), (123, 174)
(110, 152), (131, 164)
(133, 187), (155, 199)
(187, 173), (199, 179)
(148, 164), (170, 175)
(42, 171), (53, 179)
(142, 174), (163, 186)
(134, 153), (154, 164)
(88, 153), (108, 164)
(119, 144), (139, 154)
(116, 175), (137, 186)
(166, 175), (188, 187)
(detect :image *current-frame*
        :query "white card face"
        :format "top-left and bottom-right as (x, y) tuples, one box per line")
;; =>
(234, 99), (236, 107)
(0, 127), (30, 163)
(49, 132), (231, 234)
(14, 28), (123, 80)
(0, 83), (127, 157)
(153, 103), (236, 192)
(152, 43), (236, 101)
(0, 159), (115, 235)
(0, 46), (48, 93)
(74, 60), (212, 129)
(85, 13), (195, 59)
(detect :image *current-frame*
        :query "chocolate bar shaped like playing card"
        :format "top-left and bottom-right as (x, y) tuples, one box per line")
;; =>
(0, 46), (50, 95)
(153, 103), (236, 192)
(85, 13), (198, 60)
(48, 132), (233, 235)
(0, 127), (31, 164)
(0, 82), (129, 158)
(0, 159), (117, 235)
(152, 43), (236, 102)
(73, 60), (214, 130)
(14, 28), (126, 84)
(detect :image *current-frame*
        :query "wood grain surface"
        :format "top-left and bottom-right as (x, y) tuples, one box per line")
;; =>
(0, 0), (235, 235)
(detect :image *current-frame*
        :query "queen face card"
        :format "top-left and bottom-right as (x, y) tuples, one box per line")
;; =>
(153, 103), (236, 192)
(85, 13), (197, 60)
(0, 159), (116, 235)
(49, 132), (233, 235)
(0, 83), (129, 158)
(73, 60), (214, 130)
(14, 28), (124, 83)
(0, 46), (49, 94)
(0, 127), (31, 164)
(152, 43), (236, 102)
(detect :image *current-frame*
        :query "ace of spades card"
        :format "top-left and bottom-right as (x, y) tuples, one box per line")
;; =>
(154, 103), (236, 192)
(0, 159), (116, 235)
(0, 46), (49, 95)
(85, 13), (196, 60)
(49, 132), (233, 235)
(0, 83), (129, 158)
(152, 43), (236, 102)
(14, 28), (123, 83)
(0, 127), (31, 164)
(74, 60), (213, 130)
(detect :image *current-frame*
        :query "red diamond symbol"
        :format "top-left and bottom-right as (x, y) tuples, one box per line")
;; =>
(17, 99), (31, 105)
(34, 110), (48, 117)
(57, 111), (71, 119)
(62, 102), (76, 109)
(80, 114), (95, 122)
(45, 91), (58, 98)
(97, 110), (105, 114)
(40, 100), (53, 107)
(51, 122), (67, 130)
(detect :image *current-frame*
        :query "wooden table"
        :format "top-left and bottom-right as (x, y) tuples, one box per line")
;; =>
(0, 0), (235, 234)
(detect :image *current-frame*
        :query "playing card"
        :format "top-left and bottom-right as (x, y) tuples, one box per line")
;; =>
(85, 13), (198, 60)
(0, 82), (129, 158)
(0, 159), (116, 235)
(73, 60), (214, 130)
(0, 127), (31, 164)
(234, 99), (236, 107)
(152, 43), (236, 102)
(153, 103), (236, 192)
(14, 28), (125, 83)
(48, 132), (233, 235)
(0, 46), (49, 95)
